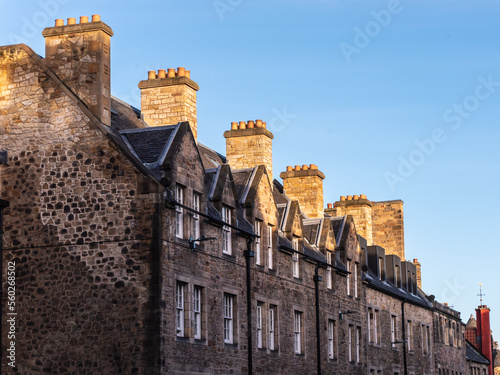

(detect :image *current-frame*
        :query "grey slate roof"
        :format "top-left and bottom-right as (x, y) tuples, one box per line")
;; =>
(363, 269), (432, 309)
(198, 143), (226, 169)
(120, 126), (176, 165)
(110, 96), (145, 130)
(466, 340), (490, 365)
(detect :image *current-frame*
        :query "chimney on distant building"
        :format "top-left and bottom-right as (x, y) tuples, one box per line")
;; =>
(280, 165), (325, 218)
(476, 305), (493, 375)
(371, 200), (405, 260)
(224, 120), (274, 180)
(42, 15), (113, 126)
(138, 68), (199, 141)
(327, 195), (373, 245)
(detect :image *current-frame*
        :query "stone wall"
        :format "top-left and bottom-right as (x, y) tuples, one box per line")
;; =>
(1, 44), (160, 374)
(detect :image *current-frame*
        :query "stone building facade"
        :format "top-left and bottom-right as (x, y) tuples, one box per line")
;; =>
(0, 15), (479, 374)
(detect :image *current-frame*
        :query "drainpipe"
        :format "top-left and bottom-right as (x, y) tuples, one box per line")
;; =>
(401, 300), (408, 375)
(0, 199), (10, 369)
(313, 265), (322, 375)
(244, 238), (255, 375)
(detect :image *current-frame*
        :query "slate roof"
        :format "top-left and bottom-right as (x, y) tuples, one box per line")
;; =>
(110, 96), (145, 131)
(466, 340), (490, 365)
(363, 269), (432, 309)
(466, 314), (477, 328)
(120, 126), (177, 165)
(198, 143), (226, 170)
(303, 219), (321, 247)
(303, 242), (327, 263)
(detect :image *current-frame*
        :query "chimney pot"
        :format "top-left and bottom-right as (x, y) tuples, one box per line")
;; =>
(413, 258), (418, 263)
(262, 121), (267, 128)
(239, 121), (246, 130)
(360, 194), (367, 199)
(286, 166), (293, 172)
(310, 164), (318, 170)
(247, 120), (255, 128)
(80, 16), (89, 24)
(55, 19), (64, 27)
(158, 69), (166, 79)
(177, 67), (186, 77)
(166, 68), (175, 78)
(302, 165), (309, 170)
(67, 18), (76, 25)
(231, 122), (238, 130)
(353, 195), (359, 200)
(340, 196), (346, 201)
(347, 195), (353, 200)
(294, 165), (301, 171)
(148, 71), (156, 80)
(91, 14), (101, 22)
(444, 303), (448, 306)
(185, 70), (190, 78)
(327, 203), (333, 209)
(255, 119), (263, 128)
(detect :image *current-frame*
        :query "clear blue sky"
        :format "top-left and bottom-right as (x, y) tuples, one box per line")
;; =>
(2, 0), (499, 338)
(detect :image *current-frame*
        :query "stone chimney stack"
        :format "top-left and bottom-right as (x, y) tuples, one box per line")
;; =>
(138, 68), (199, 141)
(279, 165), (325, 218)
(371, 200), (405, 260)
(224, 120), (274, 179)
(42, 15), (113, 126)
(326, 195), (373, 245)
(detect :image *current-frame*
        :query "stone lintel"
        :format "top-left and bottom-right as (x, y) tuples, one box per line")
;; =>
(279, 169), (325, 180)
(138, 76), (199, 91)
(223, 128), (274, 140)
(42, 22), (114, 37)
(334, 199), (373, 208)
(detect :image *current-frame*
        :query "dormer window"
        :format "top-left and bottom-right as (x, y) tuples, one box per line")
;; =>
(395, 265), (400, 288)
(292, 238), (299, 278)
(378, 257), (384, 281)
(222, 206), (232, 255)
(175, 186), (184, 239)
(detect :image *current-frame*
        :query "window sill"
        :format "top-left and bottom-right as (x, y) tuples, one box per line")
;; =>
(175, 336), (190, 343)
(224, 343), (238, 349)
(193, 338), (207, 345)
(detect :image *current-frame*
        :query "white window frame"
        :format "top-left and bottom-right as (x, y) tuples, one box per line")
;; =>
(269, 305), (276, 350)
(223, 293), (234, 344)
(267, 225), (273, 269)
(257, 303), (263, 349)
(407, 320), (412, 351)
(368, 308), (372, 343)
(176, 282), (185, 337)
(292, 238), (299, 278)
(391, 315), (397, 349)
(356, 326), (361, 363)
(193, 286), (202, 339)
(374, 309), (379, 344)
(175, 186), (184, 239)
(294, 311), (302, 354)
(354, 262), (359, 298)
(326, 252), (332, 289)
(348, 324), (353, 362)
(328, 319), (336, 359)
(222, 206), (232, 255)
(192, 193), (200, 241)
(346, 260), (351, 296)
(255, 221), (261, 265)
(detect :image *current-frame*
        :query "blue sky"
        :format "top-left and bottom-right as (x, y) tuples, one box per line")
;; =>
(2, 0), (500, 337)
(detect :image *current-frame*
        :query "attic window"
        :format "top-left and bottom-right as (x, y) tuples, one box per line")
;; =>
(378, 257), (384, 281)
